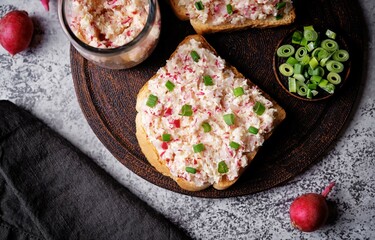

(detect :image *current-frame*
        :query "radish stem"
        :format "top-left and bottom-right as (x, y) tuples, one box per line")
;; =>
(321, 182), (335, 197)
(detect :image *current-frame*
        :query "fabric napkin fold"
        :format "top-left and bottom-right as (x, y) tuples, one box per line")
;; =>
(0, 100), (190, 240)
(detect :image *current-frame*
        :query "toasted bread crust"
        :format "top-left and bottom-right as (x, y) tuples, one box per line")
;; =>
(136, 35), (286, 191)
(167, 1), (296, 34)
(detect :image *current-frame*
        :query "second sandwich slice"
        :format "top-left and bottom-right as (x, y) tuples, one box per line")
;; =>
(136, 35), (285, 191)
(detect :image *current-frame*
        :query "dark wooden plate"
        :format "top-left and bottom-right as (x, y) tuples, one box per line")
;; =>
(273, 26), (352, 101)
(70, 0), (365, 198)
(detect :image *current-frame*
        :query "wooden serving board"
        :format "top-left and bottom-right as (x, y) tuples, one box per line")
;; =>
(71, 0), (365, 197)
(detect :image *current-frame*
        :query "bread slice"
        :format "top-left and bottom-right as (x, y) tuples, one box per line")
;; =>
(136, 35), (286, 191)
(168, 1), (296, 34)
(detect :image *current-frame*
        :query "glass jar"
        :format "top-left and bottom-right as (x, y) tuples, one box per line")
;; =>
(58, 0), (161, 69)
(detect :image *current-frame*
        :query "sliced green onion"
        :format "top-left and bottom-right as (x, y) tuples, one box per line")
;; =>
(306, 42), (315, 52)
(146, 94), (158, 107)
(288, 77), (297, 93)
(293, 63), (304, 74)
(311, 90), (319, 96)
(304, 29), (318, 42)
(162, 133), (171, 142)
(229, 141), (240, 150)
(233, 87), (245, 97)
(193, 143), (205, 153)
(327, 72), (342, 85)
(309, 57), (319, 69)
(304, 25), (315, 31)
(299, 38), (308, 47)
(295, 47), (308, 61)
(292, 30), (303, 44)
(296, 81), (308, 97)
(248, 126), (259, 134)
(333, 49), (350, 62)
(195, 1), (204, 10)
(276, 1), (286, 10)
(253, 101), (265, 115)
(218, 161), (228, 173)
(300, 55), (310, 66)
(202, 122), (211, 132)
(203, 75), (214, 86)
(318, 79), (328, 88)
(326, 60), (344, 73)
(279, 63), (294, 76)
(165, 80), (175, 92)
(312, 66), (325, 76)
(307, 89), (313, 99)
(310, 75), (322, 84)
(325, 29), (336, 39)
(190, 50), (200, 62)
(320, 82), (335, 94)
(226, 4), (233, 14)
(321, 39), (339, 52)
(180, 104), (193, 116)
(277, 44), (295, 58)
(185, 167), (196, 174)
(307, 83), (317, 90)
(293, 74), (305, 82)
(223, 113), (235, 126)
(286, 56), (299, 66)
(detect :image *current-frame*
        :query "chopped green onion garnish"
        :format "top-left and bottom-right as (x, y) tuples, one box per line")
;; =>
(218, 161), (228, 173)
(309, 57), (319, 69)
(180, 104), (193, 116)
(223, 113), (235, 126)
(286, 56), (299, 66)
(233, 87), (245, 97)
(146, 94), (158, 107)
(229, 141), (240, 150)
(300, 55), (310, 66)
(162, 133), (171, 142)
(276, 1), (286, 10)
(304, 29), (318, 42)
(299, 38), (308, 47)
(327, 72), (341, 85)
(202, 122), (211, 132)
(325, 29), (336, 39)
(277, 44), (295, 58)
(321, 39), (339, 52)
(333, 49), (349, 62)
(203, 75), (214, 86)
(293, 63), (304, 74)
(186, 167), (197, 174)
(226, 4), (233, 14)
(296, 81), (308, 97)
(292, 31), (303, 44)
(288, 77), (297, 93)
(193, 143), (205, 153)
(307, 83), (317, 90)
(326, 60), (344, 73)
(293, 74), (305, 82)
(253, 101), (265, 115)
(312, 66), (325, 76)
(279, 63), (294, 76)
(276, 14), (283, 20)
(295, 47), (308, 61)
(310, 75), (322, 84)
(194, 1), (204, 10)
(190, 50), (200, 62)
(165, 80), (175, 92)
(248, 126), (259, 134)
(307, 89), (313, 99)
(319, 82), (335, 94)
(306, 42), (315, 52)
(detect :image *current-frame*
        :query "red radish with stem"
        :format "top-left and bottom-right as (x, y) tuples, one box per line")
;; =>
(289, 182), (335, 232)
(0, 10), (34, 56)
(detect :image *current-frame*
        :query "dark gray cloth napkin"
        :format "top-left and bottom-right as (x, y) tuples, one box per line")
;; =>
(0, 100), (190, 240)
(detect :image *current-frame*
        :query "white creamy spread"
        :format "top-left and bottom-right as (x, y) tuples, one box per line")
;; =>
(179, 0), (293, 25)
(70, 0), (150, 48)
(141, 38), (277, 186)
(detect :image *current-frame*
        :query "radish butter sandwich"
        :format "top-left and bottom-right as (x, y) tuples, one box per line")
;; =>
(136, 35), (285, 191)
(169, 0), (296, 34)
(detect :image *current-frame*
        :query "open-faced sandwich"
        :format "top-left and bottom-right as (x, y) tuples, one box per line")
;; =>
(168, 0), (296, 34)
(136, 35), (286, 191)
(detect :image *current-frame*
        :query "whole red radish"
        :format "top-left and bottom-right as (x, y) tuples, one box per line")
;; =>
(0, 10), (34, 56)
(289, 182), (335, 232)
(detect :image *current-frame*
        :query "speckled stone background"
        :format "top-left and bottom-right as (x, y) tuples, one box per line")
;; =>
(1, 1), (374, 239)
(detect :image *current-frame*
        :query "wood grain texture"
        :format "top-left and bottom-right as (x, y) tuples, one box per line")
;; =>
(70, 0), (365, 198)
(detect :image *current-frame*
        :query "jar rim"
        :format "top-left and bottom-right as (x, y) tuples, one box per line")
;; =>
(58, 0), (157, 56)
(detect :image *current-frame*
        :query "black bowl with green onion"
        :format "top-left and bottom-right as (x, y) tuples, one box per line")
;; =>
(273, 25), (351, 101)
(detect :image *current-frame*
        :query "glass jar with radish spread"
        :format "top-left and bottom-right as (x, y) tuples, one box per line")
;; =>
(58, 0), (161, 69)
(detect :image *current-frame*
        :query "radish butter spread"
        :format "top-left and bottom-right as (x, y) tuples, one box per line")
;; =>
(140, 38), (277, 186)
(179, 0), (293, 25)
